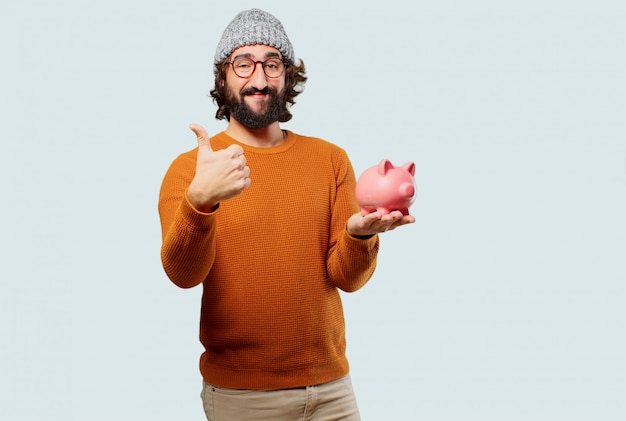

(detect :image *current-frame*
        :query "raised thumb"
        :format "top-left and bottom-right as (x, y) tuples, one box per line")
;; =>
(189, 124), (212, 151)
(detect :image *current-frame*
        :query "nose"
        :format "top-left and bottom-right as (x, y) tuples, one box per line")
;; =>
(249, 62), (269, 89)
(400, 182), (415, 199)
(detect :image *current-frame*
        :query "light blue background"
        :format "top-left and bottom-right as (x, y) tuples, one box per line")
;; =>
(1, 0), (624, 419)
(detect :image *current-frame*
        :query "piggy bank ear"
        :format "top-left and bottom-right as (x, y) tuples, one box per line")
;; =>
(402, 162), (416, 175)
(377, 159), (394, 175)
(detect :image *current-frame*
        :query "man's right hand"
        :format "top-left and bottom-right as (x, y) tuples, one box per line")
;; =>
(186, 124), (251, 212)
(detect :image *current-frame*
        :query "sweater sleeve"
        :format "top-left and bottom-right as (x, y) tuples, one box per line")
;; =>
(158, 151), (217, 289)
(326, 150), (380, 292)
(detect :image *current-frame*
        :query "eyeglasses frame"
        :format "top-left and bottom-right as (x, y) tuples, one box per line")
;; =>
(225, 57), (290, 79)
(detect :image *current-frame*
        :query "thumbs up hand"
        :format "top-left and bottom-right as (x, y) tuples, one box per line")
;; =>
(186, 124), (251, 212)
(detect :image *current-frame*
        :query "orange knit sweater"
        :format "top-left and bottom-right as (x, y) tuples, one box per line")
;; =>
(158, 131), (379, 390)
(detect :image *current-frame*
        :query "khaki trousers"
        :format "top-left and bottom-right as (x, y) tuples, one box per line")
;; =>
(201, 375), (361, 421)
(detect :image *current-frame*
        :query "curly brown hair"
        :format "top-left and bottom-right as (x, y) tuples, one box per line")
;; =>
(209, 59), (307, 122)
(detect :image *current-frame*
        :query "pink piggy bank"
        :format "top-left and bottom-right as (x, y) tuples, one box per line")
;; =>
(355, 159), (417, 216)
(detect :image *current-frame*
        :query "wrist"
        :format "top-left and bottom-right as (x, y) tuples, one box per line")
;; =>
(186, 189), (218, 213)
(347, 229), (375, 240)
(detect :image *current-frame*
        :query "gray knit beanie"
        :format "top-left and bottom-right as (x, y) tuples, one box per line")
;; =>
(214, 8), (294, 64)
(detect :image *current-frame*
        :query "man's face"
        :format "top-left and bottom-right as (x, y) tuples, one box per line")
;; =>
(224, 45), (287, 129)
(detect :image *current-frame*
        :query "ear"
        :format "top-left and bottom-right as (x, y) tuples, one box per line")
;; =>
(402, 162), (416, 175)
(377, 159), (394, 175)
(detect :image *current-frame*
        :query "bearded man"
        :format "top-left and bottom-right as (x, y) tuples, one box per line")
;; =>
(158, 8), (414, 421)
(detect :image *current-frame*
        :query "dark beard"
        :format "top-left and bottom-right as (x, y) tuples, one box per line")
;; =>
(226, 86), (285, 130)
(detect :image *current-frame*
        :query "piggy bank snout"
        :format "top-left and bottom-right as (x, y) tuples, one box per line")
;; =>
(400, 182), (415, 199)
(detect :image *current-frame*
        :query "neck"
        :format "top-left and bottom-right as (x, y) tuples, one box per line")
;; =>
(225, 119), (285, 148)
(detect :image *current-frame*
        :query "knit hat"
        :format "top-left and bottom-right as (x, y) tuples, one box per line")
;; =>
(214, 8), (294, 64)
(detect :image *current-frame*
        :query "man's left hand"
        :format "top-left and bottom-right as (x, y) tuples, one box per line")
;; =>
(346, 211), (415, 238)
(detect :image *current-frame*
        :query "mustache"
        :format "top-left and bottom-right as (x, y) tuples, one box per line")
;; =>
(241, 86), (276, 96)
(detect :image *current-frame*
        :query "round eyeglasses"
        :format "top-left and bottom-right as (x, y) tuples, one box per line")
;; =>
(226, 57), (288, 78)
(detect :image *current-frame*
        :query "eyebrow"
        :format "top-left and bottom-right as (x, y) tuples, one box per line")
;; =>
(232, 51), (282, 61)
